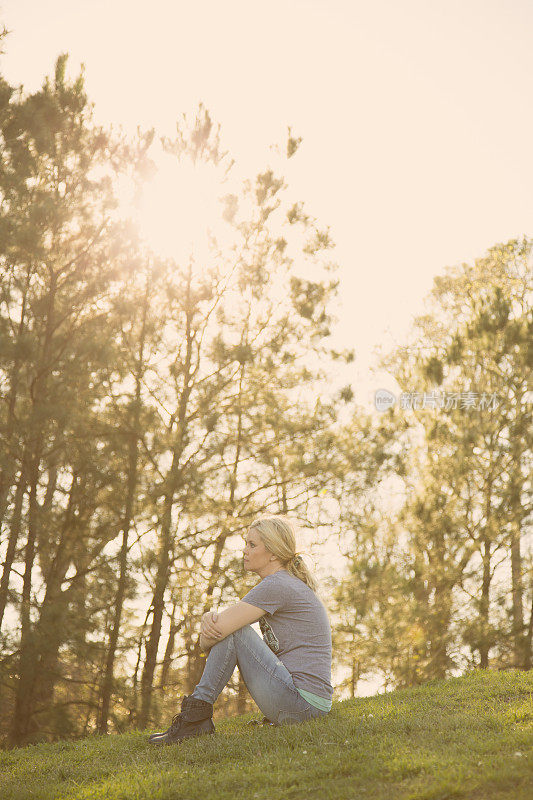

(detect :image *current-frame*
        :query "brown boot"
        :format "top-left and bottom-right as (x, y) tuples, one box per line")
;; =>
(148, 696), (215, 745)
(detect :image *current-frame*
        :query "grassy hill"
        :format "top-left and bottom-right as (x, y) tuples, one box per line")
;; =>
(1, 669), (532, 800)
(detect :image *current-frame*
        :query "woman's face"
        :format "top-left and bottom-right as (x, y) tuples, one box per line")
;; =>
(243, 528), (280, 576)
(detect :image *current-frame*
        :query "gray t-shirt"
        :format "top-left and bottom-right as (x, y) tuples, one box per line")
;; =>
(241, 570), (333, 702)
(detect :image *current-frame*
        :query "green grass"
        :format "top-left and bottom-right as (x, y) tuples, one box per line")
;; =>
(1, 669), (532, 800)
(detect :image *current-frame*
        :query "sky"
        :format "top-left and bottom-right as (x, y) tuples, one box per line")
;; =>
(1, 1), (531, 695)
(1, 0), (531, 414)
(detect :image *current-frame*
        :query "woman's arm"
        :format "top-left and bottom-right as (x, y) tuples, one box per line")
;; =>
(199, 610), (223, 652)
(199, 601), (266, 652)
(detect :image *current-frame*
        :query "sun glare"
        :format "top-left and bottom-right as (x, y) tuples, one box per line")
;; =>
(134, 154), (226, 263)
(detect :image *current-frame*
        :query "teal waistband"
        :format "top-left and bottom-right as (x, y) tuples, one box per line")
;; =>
(296, 688), (332, 712)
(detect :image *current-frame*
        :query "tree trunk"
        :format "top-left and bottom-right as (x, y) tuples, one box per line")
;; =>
(479, 536), (491, 669)
(139, 494), (174, 729)
(523, 571), (533, 670)
(510, 521), (525, 668)
(128, 607), (151, 724)
(9, 456), (42, 745)
(0, 264), (31, 527)
(429, 580), (453, 680)
(350, 653), (360, 699)
(139, 291), (195, 728)
(9, 471), (78, 745)
(0, 468), (26, 628)
(96, 504), (134, 733)
(96, 282), (148, 733)
(159, 605), (184, 689)
(10, 271), (58, 743)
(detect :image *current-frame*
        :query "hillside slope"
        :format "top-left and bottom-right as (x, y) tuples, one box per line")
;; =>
(1, 669), (532, 800)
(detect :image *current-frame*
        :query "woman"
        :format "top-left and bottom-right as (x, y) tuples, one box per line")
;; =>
(149, 514), (333, 745)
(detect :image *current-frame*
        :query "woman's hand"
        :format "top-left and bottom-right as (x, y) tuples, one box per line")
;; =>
(201, 610), (223, 640)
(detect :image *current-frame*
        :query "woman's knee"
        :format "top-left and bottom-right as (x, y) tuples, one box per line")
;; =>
(232, 624), (256, 640)
(231, 624), (263, 651)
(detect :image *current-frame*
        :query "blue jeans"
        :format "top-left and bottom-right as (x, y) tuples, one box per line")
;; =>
(191, 625), (329, 726)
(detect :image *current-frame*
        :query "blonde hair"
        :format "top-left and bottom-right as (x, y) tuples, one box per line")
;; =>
(248, 514), (318, 593)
